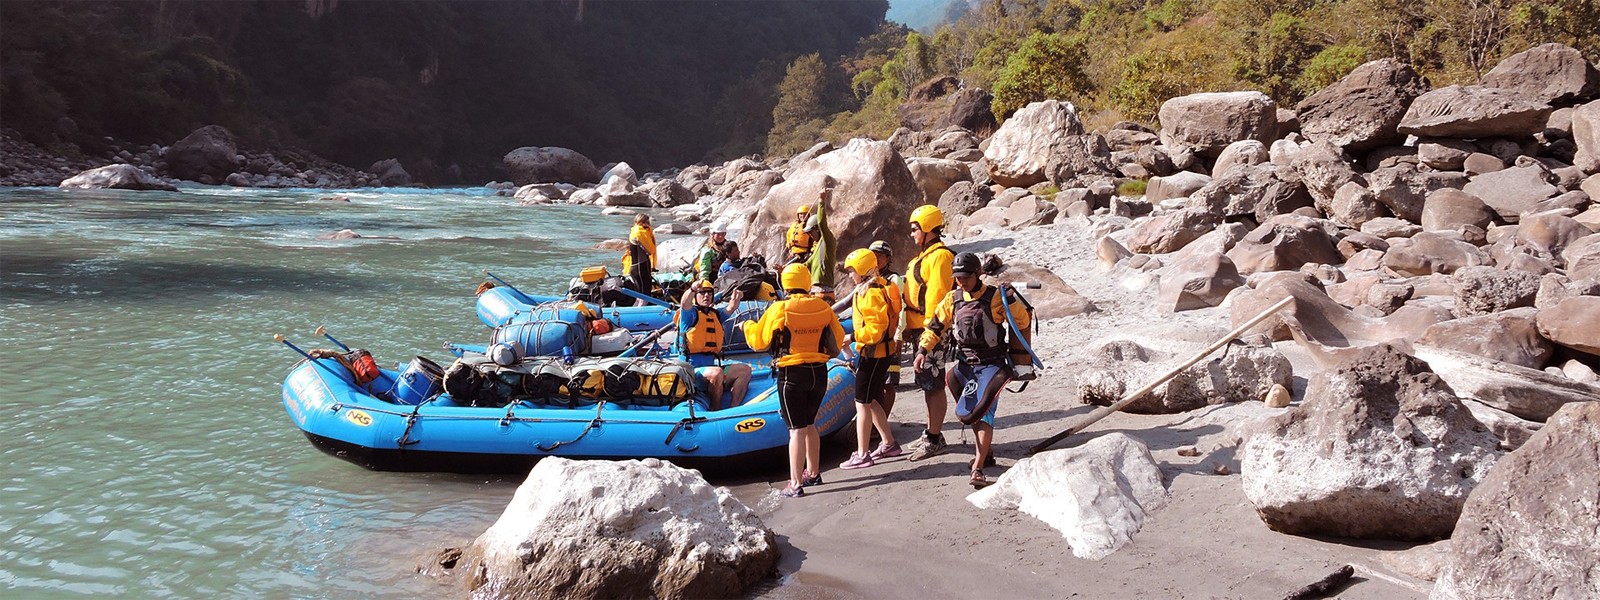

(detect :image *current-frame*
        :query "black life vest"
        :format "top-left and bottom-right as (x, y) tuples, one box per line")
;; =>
(952, 286), (1006, 364)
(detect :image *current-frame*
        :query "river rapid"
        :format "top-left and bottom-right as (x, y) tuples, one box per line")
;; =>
(0, 186), (694, 597)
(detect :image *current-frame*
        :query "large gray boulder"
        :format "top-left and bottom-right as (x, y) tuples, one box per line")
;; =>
(937, 180), (993, 217)
(938, 87), (999, 136)
(1158, 91), (1277, 157)
(967, 433), (1167, 561)
(1398, 85), (1552, 138)
(1537, 296), (1600, 354)
(1479, 43), (1600, 106)
(1157, 251), (1245, 312)
(905, 157), (971, 204)
(1145, 171), (1211, 203)
(454, 458), (777, 600)
(165, 125), (240, 183)
(1432, 402), (1600, 600)
(1188, 163), (1314, 221)
(1239, 344), (1501, 540)
(1127, 207), (1218, 254)
(367, 158), (411, 187)
(1417, 307), (1553, 369)
(1450, 265), (1540, 317)
(1211, 139), (1270, 177)
(1078, 339), (1292, 414)
(1288, 140), (1364, 214)
(983, 99), (1086, 188)
(503, 147), (600, 186)
(1224, 214), (1342, 275)
(1367, 164), (1468, 224)
(1382, 232), (1487, 276)
(1296, 58), (1430, 151)
(1415, 345), (1600, 422)
(746, 138), (921, 271)
(1461, 164), (1560, 221)
(1043, 134), (1116, 186)
(1328, 181), (1390, 229)
(1421, 188), (1497, 232)
(1573, 99), (1600, 173)
(58, 164), (177, 191)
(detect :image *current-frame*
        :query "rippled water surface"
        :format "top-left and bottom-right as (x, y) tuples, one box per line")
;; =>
(0, 186), (647, 597)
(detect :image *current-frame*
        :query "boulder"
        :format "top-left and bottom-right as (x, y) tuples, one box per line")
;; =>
(638, 179), (697, 207)
(1421, 188), (1497, 232)
(1239, 344), (1501, 540)
(1398, 85), (1552, 138)
(987, 261), (1096, 318)
(1564, 233), (1600, 280)
(1078, 339), (1292, 414)
(1328, 181), (1390, 229)
(58, 164), (176, 191)
(745, 139), (921, 271)
(967, 433), (1166, 561)
(1224, 214), (1342, 275)
(1479, 42), (1600, 106)
(1288, 140), (1363, 214)
(1515, 212), (1593, 260)
(600, 162), (639, 188)
(1145, 171), (1211, 203)
(905, 157), (971, 203)
(1296, 58), (1430, 150)
(1127, 207), (1218, 254)
(1212, 139), (1270, 177)
(1103, 128), (1159, 152)
(1230, 274), (1450, 366)
(937, 180), (993, 217)
(1460, 399), (1543, 451)
(503, 146), (600, 186)
(929, 128), (980, 158)
(1416, 139), (1476, 170)
(1450, 265), (1540, 317)
(367, 158), (411, 187)
(1157, 91), (1278, 157)
(1382, 232), (1487, 276)
(1432, 403), (1600, 600)
(1157, 251), (1244, 311)
(1188, 163), (1314, 221)
(1573, 99), (1600, 173)
(1367, 164), (1469, 223)
(1461, 164), (1560, 221)
(1417, 307), (1553, 369)
(1043, 134), (1117, 186)
(454, 458), (776, 600)
(983, 99), (1085, 187)
(939, 87), (999, 136)
(1415, 345), (1600, 422)
(165, 125), (240, 182)
(1536, 296), (1600, 354)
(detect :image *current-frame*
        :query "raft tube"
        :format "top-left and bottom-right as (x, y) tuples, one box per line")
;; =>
(280, 352), (857, 474)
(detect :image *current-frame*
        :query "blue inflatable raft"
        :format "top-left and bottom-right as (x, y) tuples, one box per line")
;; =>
(280, 352), (857, 474)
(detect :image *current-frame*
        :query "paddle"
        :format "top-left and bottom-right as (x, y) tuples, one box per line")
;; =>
(314, 325), (351, 352)
(481, 269), (528, 298)
(618, 322), (675, 358)
(275, 333), (345, 378)
(616, 285), (675, 309)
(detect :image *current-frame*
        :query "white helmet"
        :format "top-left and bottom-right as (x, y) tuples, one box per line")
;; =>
(710, 221), (728, 234)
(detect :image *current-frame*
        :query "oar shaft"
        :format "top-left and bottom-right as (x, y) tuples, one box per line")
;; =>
(482, 270), (527, 297)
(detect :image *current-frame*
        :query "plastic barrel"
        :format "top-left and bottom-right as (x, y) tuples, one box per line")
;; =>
(475, 286), (525, 328)
(391, 356), (445, 405)
(494, 320), (583, 357)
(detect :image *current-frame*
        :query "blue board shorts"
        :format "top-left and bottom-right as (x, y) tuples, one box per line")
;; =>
(948, 362), (1008, 426)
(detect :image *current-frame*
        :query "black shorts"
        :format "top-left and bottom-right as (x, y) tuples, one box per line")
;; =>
(902, 328), (948, 392)
(777, 363), (827, 430)
(855, 354), (893, 404)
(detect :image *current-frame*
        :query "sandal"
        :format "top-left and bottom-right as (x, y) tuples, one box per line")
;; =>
(970, 467), (990, 489)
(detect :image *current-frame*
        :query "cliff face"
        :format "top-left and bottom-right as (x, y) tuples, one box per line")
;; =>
(0, 0), (887, 181)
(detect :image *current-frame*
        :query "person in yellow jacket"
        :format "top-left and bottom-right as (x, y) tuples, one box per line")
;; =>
(839, 249), (903, 469)
(914, 252), (1034, 488)
(742, 263), (846, 498)
(903, 205), (956, 461)
(868, 239), (906, 408)
(621, 213), (657, 303)
(675, 280), (751, 411)
(785, 204), (816, 264)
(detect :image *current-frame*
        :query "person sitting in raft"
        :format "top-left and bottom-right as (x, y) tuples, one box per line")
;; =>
(718, 240), (742, 277)
(695, 222), (729, 283)
(839, 248), (903, 469)
(622, 213), (657, 303)
(913, 252), (1034, 489)
(676, 279), (752, 411)
(785, 203), (816, 265)
(742, 263), (845, 498)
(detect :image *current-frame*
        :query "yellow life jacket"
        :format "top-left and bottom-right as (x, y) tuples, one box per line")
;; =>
(769, 295), (840, 366)
(786, 222), (814, 257)
(676, 306), (724, 356)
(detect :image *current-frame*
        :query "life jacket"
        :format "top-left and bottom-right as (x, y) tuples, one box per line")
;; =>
(853, 277), (902, 359)
(952, 286), (1007, 365)
(676, 306), (724, 356)
(769, 295), (840, 367)
(907, 242), (954, 317)
(786, 222), (814, 257)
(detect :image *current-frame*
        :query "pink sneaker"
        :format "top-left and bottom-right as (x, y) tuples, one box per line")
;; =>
(839, 452), (875, 470)
(868, 441), (903, 460)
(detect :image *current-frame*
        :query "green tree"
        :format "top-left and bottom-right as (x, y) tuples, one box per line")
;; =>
(1295, 43), (1368, 95)
(990, 31), (1093, 119)
(767, 53), (834, 156)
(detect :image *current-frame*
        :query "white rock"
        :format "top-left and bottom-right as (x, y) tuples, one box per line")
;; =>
(968, 433), (1167, 560)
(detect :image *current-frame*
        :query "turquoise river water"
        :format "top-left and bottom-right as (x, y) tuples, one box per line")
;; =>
(0, 186), (681, 597)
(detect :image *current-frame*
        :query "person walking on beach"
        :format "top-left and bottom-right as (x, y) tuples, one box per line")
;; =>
(742, 263), (845, 498)
(914, 252), (1034, 487)
(903, 205), (955, 461)
(622, 213), (657, 302)
(785, 204), (817, 265)
(694, 222), (729, 283)
(676, 279), (752, 410)
(839, 248), (902, 469)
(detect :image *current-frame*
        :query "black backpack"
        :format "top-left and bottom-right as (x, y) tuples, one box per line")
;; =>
(717, 257), (774, 298)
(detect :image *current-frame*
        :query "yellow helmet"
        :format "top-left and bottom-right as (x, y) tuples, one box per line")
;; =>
(780, 263), (813, 291)
(796, 204), (813, 216)
(909, 204), (943, 233)
(692, 279), (715, 293)
(845, 248), (878, 275)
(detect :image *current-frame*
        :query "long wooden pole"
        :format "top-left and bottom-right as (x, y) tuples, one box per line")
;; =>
(1027, 296), (1294, 455)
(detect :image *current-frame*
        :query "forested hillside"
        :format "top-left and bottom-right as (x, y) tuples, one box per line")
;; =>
(0, 0), (885, 181)
(772, 0), (1600, 155)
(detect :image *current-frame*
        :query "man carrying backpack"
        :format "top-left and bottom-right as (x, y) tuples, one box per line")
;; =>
(914, 252), (1034, 488)
(903, 205), (955, 461)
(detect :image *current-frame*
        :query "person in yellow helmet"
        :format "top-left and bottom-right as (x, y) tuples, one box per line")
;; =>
(914, 252), (1033, 488)
(838, 248), (903, 469)
(785, 203), (817, 264)
(742, 263), (845, 498)
(621, 213), (657, 303)
(903, 204), (955, 461)
(868, 239), (906, 410)
(675, 279), (750, 410)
